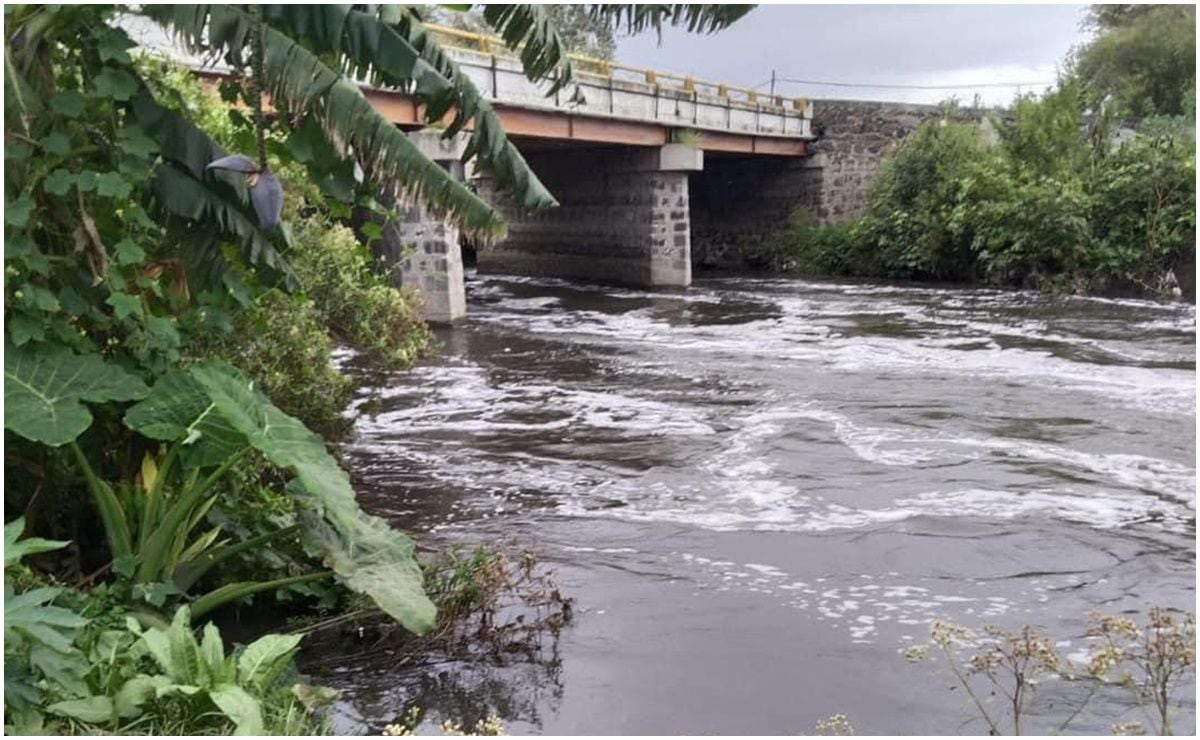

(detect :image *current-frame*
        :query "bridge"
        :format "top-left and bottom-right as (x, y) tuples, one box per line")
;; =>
(147, 20), (820, 322)
(368, 25), (818, 322)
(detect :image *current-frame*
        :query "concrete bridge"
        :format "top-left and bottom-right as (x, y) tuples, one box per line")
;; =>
(369, 25), (819, 322)
(143, 19), (821, 322)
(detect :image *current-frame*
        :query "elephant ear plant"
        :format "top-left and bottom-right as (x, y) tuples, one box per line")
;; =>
(4, 342), (436, 634)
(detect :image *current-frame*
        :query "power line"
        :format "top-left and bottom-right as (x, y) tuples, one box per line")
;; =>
(775, 77), (1055, 91)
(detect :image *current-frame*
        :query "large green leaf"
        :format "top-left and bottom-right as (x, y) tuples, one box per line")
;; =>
(3, 342), (149, 446)
(124, 363), (436, 634)
(274, 5), (558, 212)
(209, 684), (264, 736)
(388, 12), (559, 211)
(481, 5), (575, 96)
(236, 633), (303, 694)
(122, 369), (245, 468)
(4, 517), (69, 568)
(140, 606), (204, 686)
(589, 4), (756, 35)
(46, 696), (114, 724)
(130, 90), (298, 289)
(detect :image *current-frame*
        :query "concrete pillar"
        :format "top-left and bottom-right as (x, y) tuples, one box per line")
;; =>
(475, 144), (702, 288)
(371, 131), (469, 324)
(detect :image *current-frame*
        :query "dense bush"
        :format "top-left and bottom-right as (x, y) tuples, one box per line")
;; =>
(749, 85), (1195, 298)
(853, 117), (992, 281)
(741, 216), (855, 275)
(290, 218), (435, 370)
(188, 290), (356, 439)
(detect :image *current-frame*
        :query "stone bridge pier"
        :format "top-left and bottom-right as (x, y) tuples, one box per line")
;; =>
(368, 131), (469, 323)
(475, 143), (703, 288)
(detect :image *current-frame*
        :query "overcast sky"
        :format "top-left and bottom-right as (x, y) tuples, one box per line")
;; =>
(615, 4), (1093, 106)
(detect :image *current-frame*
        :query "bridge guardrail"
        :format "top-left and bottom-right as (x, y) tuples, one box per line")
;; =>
(425, 23), (814, 125)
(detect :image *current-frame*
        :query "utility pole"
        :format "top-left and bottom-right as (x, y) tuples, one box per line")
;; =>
(769, 69), (776, 99)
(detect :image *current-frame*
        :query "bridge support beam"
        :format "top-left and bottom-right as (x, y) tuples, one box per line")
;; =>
(370, 131), (469, 324)
(476, 144), (702, 288)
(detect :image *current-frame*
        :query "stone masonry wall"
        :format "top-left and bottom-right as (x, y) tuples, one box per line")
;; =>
(476, 147), (692, 287)
(804, 99), (988, 224)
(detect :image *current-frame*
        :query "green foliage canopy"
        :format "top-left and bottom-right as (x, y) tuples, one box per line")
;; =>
(1073, 4), (1196, 117)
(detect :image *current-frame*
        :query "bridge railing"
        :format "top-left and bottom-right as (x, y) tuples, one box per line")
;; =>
(425, 23), (813, 139)
(426, 23), (808, 113)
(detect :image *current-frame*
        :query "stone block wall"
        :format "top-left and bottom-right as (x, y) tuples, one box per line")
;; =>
(385, 202), (466, 323)
(476, 146), (694, 287)
(803, 99), (988, 224)
(365, 131), (468, 323)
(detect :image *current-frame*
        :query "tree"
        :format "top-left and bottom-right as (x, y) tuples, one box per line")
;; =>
(1072, 4), (1196, 117)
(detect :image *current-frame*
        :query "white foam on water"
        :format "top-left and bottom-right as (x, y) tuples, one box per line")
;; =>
(671, 553), (1038, 645)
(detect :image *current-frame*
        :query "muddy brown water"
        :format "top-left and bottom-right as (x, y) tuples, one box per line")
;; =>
(304, 273), (1195, 735)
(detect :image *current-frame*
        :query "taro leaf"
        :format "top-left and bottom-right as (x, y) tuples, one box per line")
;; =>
(123, 362), (436, 634)
(296, 500), (435, 636)
(4, 517), (69, 567)
(209, 684), (264, 736)
(248, 170), (283, 232)
(4, 342), (149, 446)
(206, 154), (257, 174)
(123, 370), (246, 468)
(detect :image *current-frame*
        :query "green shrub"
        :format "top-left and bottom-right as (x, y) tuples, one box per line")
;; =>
(1087, 132), (1196, 293)
(855, 118), (991, 281)
(188, 290), (355, 439)
(291, 218), (435, 370)
(3, 520), (333, 735)
(740, 214), (856, 276)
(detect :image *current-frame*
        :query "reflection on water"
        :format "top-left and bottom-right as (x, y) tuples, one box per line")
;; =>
(312, 273), (1196, 735)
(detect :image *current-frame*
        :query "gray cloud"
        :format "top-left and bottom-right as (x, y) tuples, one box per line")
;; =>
(616, 4), (1091, 104)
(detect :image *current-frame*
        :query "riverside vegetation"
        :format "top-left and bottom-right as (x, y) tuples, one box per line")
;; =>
(817, 607), (1195, 736)
(743, 5), (1196, 299)
(3, 3), (749, 735)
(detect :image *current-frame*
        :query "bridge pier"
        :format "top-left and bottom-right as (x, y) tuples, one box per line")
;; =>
(370, 131), (469, 323)
(476, 144), (702, 288)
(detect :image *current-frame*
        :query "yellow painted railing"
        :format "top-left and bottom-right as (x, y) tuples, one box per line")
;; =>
(425, 23), (809, 114)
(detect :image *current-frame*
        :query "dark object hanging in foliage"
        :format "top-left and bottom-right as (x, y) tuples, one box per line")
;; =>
(206, 156), (284, 232)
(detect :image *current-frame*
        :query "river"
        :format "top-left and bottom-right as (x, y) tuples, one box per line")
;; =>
(312, 272), (1196, 735)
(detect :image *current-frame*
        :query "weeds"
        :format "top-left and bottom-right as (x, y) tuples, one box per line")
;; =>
(812, 713), (855, 735)
(905, 607), (1196, 735)
(295, 544), (573, 667)
(381, 706), (507, 736)
(1086, 607), (1196, 735)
